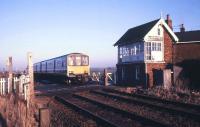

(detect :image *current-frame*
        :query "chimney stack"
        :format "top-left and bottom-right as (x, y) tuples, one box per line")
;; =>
(180, 24), (185, 32)
(165, 14), (173, 30)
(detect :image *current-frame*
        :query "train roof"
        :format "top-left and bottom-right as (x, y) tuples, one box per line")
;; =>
(34, 52), (89, 65)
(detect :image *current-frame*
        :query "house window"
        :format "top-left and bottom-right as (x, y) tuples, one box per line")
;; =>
(152, 42), (156, 51)
(135, 66), (140, 80)
(146, 42), (151, 60)
(134, 46), (137, 55)
(124, 48), (129, 56)
(130, 46), (137, 55)
(146, 42), (162, 60)
(157, 43), (161, 51)
(152, 42), (162, 51)
(137, 44), (141, 54)
(158, 28), (160, 35)
(119, 47), (123, 58)
(130, 48), (135, 55)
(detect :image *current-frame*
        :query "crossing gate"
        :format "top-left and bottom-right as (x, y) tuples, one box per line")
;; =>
(90, 68), (116, 85)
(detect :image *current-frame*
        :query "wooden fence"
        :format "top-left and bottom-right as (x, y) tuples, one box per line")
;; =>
(0, 75), (30, 100)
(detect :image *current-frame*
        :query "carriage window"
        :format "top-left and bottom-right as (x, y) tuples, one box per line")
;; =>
(62, 61), (64, 67)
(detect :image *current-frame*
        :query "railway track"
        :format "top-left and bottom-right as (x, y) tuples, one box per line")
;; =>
(91, 89), (200, 121)
(54, 96), (119, 127)
(73, 93), (170, 127)
(54, 94), (169, 127)
(103, 88), (200, 111)
(51, 86), (200, 127)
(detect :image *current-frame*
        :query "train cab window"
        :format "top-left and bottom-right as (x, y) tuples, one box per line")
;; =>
(82, 56), (89, 65)
(68, 55), (89, 66)
(76, 56), (81, 66)
(68, 56), (75, 66)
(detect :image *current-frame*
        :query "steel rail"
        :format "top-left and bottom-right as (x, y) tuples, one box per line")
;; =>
(102, 88), (200, 112)
(54, 96), (120, 127)
(91, 90), (200, 121)
(73, 93), (170, 127)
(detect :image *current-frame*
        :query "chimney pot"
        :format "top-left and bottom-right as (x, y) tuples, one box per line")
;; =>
(165, 14), (173, 30)
(180, 24), (185, 32)
(166, 14), (170, 20)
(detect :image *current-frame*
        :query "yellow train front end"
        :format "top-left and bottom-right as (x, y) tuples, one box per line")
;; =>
(67, 53), (90, 84)
(67, 66), (90, 76)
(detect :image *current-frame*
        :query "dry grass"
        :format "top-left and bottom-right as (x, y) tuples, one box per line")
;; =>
(112, 85), (200, 105)
(137, 86), (200, 105)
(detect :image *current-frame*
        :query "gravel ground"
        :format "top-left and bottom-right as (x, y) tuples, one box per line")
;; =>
(65, 95), (143, 127)
(78, 91), (200, 127)
(49, 99), (98, 127)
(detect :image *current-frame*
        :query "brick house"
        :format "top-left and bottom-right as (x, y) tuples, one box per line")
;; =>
(174, 26), (200, 63)
(173, 26), (200, 89)
(114, 15), (179, 88)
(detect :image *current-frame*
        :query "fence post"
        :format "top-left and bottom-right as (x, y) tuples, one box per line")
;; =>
(27, 52), (34, 106)
(2, 78), (5, 95)
(104, 69), (108, 86)
(0, 78), (2, 95)
(24, 84), (28, 100)
(13, 77), (19, 93)
(114, 71), (116, 85)
(0, 78), (6, 95)
(19, 75), (25, 94)
(7, 57), (13, 93)
(7, 78), (10, 93)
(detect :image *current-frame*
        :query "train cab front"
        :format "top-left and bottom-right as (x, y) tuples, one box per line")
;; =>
(68, 71), (89, 85)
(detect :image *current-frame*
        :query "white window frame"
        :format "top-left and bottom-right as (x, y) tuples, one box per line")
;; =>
(145, 42), (162, 61)
(146, 42), (151, 60)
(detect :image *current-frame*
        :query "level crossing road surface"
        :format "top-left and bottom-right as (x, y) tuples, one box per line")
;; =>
(34, 80), (103, 96)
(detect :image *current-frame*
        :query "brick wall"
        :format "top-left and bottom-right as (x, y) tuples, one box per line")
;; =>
(163, 26), (173, 64)
(0, 94), (38, 127)
(173, 43), (200, 64)
(145, 24), (173, 88)
(173, 42), (200, 89)
(146, 63), (166, 88)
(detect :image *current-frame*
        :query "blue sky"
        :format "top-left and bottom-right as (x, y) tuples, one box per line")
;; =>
(0, 0), (200, 70)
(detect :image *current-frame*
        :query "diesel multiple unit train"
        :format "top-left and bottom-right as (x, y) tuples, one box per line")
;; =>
(34, 53), (90, 84)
